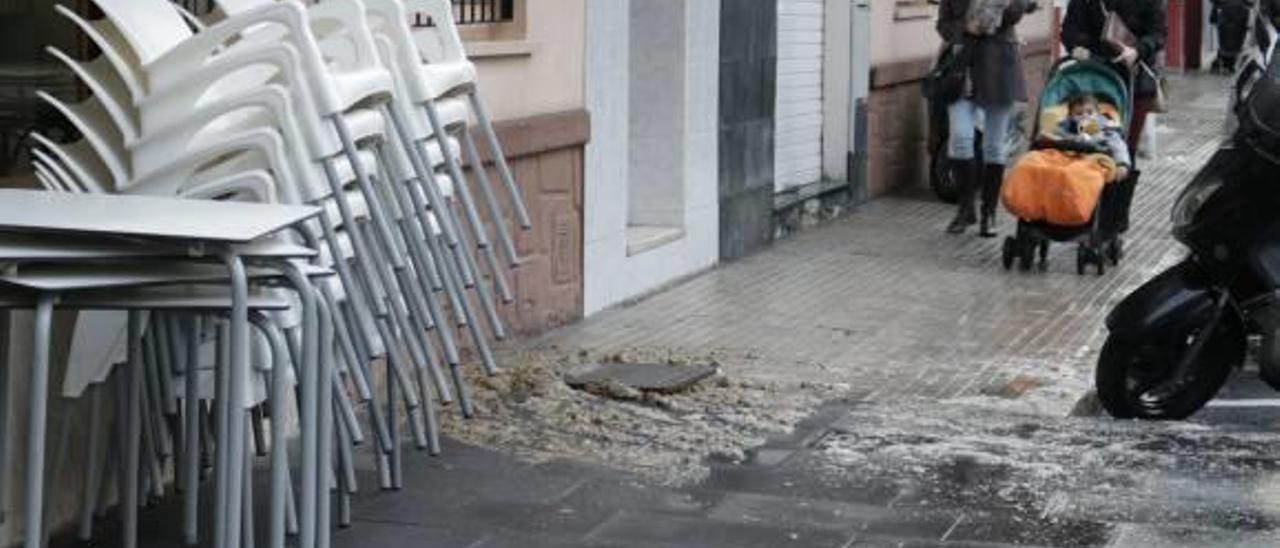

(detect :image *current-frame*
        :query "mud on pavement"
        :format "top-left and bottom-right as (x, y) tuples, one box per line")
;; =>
(440, 346), (851, 486)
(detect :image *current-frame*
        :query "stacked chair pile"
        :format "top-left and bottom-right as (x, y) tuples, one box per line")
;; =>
(8, 0), (531, 547)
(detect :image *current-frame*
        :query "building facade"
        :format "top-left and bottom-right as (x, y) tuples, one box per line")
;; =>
(582, 0), (722, 314)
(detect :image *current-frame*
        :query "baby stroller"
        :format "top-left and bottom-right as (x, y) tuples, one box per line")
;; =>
(1001, 58), (1133, 275)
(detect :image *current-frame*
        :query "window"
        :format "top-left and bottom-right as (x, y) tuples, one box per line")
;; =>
(411, 0), (526, 42)
(896, 0), (937, 21)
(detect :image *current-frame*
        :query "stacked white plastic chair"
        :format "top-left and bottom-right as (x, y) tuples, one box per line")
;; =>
(21, 1), (531, 547)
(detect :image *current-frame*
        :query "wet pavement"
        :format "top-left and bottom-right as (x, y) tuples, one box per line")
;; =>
(57, 73), (1280, 547)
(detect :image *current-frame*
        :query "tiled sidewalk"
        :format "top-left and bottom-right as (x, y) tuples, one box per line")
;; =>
(546, 73), (1229, 415)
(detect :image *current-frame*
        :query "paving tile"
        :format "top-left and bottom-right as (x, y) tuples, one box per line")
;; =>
(333, 520), (486, 548)
(584, 510), (856, 548)
(943, 514), (1113, 547)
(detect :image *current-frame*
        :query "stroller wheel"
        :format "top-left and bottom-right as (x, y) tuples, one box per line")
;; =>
(1107, 238), (1124, 265)
(1076, 245), (1088, 276)
(1002, 237), (1017, 270)
(1038, 240), (1050, 271)
(1096, 255), (1106, 276)
(1018, 241), (1035, 272)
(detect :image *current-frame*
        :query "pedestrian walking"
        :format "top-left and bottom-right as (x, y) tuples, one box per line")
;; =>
(1212, 0), (1253, 74)
(937, 0), (1040, 237)
(1062, 0), (1166, 234)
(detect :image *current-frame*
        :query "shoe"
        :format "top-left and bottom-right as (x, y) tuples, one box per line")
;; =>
(947, 206), (977, 234)
(979, 211), (998, 238)
(945, 158), (978, 234)
(978, 163), (1005, 238)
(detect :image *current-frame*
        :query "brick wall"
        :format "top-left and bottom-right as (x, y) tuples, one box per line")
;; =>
(867, 41), (1053, 197)
(474, 109), (589, 338)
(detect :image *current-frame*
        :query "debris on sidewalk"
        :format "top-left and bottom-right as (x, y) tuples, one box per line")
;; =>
(441, 347), (847, 485)
(566, 361), (719, 397)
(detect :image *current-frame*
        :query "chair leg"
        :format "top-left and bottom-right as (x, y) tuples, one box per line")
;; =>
(241, 427), (255, 548)
(79, 386), (105, 541)
(424, 122), (512, 306)
(254, 313), (294, 548)
(447, 196), (509, 344)
(371, 139), (459, 401)
(466, 89), (532, 230)
(314, 199), (421, 417)
(316, 302), (336, 548)
(323, 290), (392, 454)
(183, 316), (202, 546)
(461, 125), (522, 270)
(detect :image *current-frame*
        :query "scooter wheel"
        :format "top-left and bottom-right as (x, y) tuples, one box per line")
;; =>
(1095, 314), (1245, 420)
(1002, 237), (1015, 270)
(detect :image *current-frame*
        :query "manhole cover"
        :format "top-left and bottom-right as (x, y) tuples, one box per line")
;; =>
(566, 362), (718, 394)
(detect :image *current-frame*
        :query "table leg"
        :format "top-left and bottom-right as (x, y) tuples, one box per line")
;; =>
(223, 252), (250, 548)
(123, 310), (143, 548)
(23, 293), (54, 548)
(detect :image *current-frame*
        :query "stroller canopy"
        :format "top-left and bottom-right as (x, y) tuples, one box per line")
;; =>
(1038, 60), (1132, 128)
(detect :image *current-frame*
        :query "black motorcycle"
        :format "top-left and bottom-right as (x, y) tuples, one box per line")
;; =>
(1095, 23), (1280, 420)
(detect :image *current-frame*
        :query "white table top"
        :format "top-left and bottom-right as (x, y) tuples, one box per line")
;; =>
(0, 286), (291, 311)
(0, 233), (319, 262)
(0, 262), (330, 292)
(0, 190), (319, 244)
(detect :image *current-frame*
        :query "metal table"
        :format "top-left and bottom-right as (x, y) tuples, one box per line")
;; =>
(0, 189), (319, 548)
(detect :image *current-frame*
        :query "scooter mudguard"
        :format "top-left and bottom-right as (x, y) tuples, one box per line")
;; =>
(1106, 260), (1219, 338)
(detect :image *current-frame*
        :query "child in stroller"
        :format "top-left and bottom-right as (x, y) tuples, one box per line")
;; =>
(1055, 93), (1132, 182)
(1000, 59), (1134, 275)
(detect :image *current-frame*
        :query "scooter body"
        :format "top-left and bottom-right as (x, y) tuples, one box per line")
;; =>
(1097, 24), (1280, 418)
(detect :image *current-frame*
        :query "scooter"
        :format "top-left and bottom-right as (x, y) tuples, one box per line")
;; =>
(1095, 16), (1280, 420)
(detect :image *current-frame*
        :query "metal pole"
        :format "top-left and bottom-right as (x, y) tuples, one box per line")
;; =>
(123, 309), (143, 548)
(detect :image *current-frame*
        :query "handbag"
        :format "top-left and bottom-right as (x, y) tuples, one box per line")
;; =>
(1139, 61), (1170, 113)
(921, 44), (970, 104)
(965, 0), (1013, 36)
(1103, 8), (1137, 51)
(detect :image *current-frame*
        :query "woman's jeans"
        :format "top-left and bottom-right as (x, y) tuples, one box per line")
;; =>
(947, 99), (1013, 165)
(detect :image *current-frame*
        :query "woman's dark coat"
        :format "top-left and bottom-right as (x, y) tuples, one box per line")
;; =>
(1062, 0), (1168, 98)
(937, 0), (1038, 107)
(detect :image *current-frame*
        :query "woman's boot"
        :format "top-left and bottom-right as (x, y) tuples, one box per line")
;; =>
(1113, 170), (1140, 234)
(979, 163), (1004, 238)
(946, 159), (978, 234)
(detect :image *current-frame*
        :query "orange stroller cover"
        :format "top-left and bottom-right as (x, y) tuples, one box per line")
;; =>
(1002, 149), (1117, 227)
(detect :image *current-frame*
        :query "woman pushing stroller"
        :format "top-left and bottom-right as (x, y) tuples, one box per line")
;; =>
(1062, 0), (1166, 235)
(936, 0), (1040, 237)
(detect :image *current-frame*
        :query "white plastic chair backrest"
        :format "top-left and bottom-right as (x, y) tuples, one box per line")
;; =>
(89, 0), (195, 65)
(32, 169), (62, 193)
(126, 127), (297, 203)
(218, 0), (384, 76)
(404, 0), (467, 64)
(54, 4), (147, 102)
(36, 92), (131, 185)
(128, 84), (321, 204)
(364, 0), (435, 94)
(45, 47), (141, 141)
(30, 133), (115, 195)
(31, 150), (86, 193)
